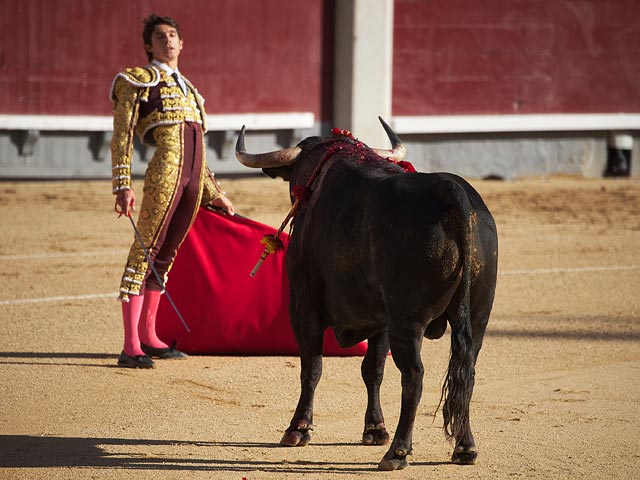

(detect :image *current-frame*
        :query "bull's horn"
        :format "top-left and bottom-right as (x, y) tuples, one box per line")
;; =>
(235, 125), (302, 168)
(371, 116), (406, 161)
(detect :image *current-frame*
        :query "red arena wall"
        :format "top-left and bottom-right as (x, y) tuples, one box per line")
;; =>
(0, 0), (329, 118)
(1, 0), (638, 121)
(393, 0), (640, 115)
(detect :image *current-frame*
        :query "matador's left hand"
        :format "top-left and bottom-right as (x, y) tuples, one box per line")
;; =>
(211, 196), (235, 216)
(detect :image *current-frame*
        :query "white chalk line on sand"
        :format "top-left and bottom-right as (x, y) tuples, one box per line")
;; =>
(0, 293), (118, 305)
(1, 264), (638, 306)
(499, 265), (640, 275)
(0, 250), (127, 261)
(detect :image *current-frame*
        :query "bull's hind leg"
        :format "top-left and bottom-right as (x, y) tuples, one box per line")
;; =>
(280, 315), (324, 448)
(378, 329), (424, 471)
(361, 330), (390, 446)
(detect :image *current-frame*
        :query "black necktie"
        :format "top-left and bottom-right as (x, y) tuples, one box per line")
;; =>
(172, 72), (187, 96)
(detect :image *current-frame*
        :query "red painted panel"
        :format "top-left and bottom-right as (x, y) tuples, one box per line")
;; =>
(4, 1), (639, 120)
(0, 0), (328, 118)
(393, 0), (640, 115)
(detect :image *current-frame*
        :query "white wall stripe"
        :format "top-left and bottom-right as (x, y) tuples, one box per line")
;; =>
(391, 113), (640, 134)
(0, 112), (315, 132)
(0, 264), (637, 306)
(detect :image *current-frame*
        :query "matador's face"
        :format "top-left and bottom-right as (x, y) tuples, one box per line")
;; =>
(146, 24), (183, 67)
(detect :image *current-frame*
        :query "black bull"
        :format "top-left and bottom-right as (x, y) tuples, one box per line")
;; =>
(235, 118), (498, 470)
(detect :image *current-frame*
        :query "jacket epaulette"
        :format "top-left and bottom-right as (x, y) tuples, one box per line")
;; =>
(109, 65), (161, 101)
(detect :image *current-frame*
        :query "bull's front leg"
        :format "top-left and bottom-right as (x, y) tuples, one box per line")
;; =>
(280, 319), (324, 447)
(378, 330), (424, 471)
(361, 330), (390, 446)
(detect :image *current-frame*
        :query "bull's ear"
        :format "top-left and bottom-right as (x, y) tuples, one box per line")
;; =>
(262, 166), (292, 181)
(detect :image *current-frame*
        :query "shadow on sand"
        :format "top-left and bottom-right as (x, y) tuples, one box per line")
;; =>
(0, 434), (448, 474)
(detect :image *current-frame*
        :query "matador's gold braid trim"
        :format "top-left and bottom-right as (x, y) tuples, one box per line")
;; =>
(182, 75), (207, 133)
(138, 107), (203, 144)
(172, 135), (206, 266)
(200, 165), (224, 206)
(110, 78), (142, 193)
(118, 124), (185, 300)
(134, 77), (205, 146)
(118, 264), (147, 302)
(108, 65), (161, 102)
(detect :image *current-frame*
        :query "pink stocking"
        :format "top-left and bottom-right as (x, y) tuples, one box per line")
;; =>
(138, 289), (168, 349)
(122, 293), (145, 356)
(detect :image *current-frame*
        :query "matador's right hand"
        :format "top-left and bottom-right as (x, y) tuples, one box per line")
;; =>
(115, 189), (136, 217)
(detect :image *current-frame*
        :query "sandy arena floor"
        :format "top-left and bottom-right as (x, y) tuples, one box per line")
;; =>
(0, 174), (639, 479)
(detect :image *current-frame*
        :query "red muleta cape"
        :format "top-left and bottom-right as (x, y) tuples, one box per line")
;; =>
(156, 207), (368, 356)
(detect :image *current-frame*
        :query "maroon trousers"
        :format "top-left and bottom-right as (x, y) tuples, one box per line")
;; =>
(145, 122), (204, 291)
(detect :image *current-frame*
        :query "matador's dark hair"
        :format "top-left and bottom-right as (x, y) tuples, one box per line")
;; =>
(142, 14), (182, 61)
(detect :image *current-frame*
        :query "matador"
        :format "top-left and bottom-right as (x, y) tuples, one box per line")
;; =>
(110, 14), (234, 368)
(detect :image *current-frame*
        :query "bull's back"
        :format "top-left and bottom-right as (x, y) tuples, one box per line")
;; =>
(368, 172), (497, 317)
(288, 166), (497, 342)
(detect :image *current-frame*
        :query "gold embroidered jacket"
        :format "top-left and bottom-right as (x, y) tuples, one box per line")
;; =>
(109, 65), (222, 204)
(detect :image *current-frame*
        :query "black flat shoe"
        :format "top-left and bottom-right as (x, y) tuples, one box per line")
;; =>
(141, 342), (188, 360)
(117, 351), (155, 369)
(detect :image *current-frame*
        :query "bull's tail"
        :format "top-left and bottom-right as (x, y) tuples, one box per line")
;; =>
(439, 180), (475, 442)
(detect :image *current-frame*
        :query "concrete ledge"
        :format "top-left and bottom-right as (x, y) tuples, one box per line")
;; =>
(206, 112), (315, 131)
(391, 114), (640, 134)
(0, 112), (315, 132)
(0, 115), (113, 131)
(4, 113), (637, 135)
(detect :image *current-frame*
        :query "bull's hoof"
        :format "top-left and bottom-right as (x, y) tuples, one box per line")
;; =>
(280, 429), (311, 447)
(362, 424), (390, 446)
(451, 445), (478, 465)
(378, 457), (409, 471)
(378, 447), (410, 471)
